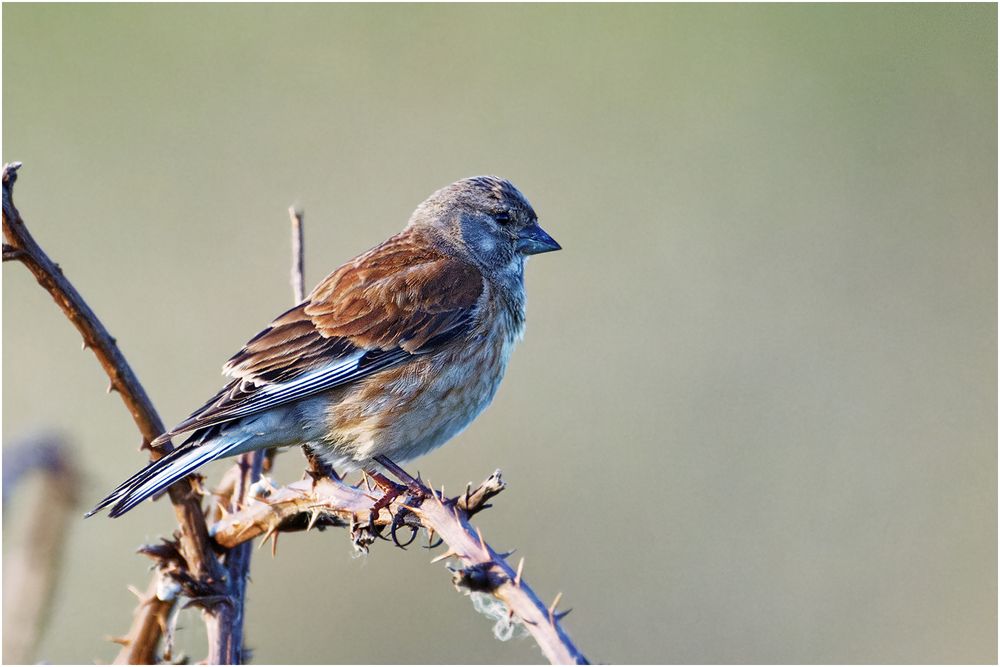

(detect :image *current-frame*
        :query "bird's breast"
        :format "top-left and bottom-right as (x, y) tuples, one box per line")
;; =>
(322, 298), (524, 463)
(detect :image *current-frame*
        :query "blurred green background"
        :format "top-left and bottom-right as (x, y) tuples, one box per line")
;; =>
(3, 3), (996, 664)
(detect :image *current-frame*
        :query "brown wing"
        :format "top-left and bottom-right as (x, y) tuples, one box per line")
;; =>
(305, 232), (483, 352)
(152, 230), (483, 445)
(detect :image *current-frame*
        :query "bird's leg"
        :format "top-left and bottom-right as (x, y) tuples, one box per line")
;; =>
(364, 469), (408, 531)
(372, 454), (428, 496)
(369, 456), (433, 548)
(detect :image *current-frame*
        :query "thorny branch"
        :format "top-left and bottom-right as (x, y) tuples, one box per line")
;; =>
(207, 470), (588, 664)
(109, 576), (176, 665)
(202, 452), (262, 664)
(1, 162), (226, 663)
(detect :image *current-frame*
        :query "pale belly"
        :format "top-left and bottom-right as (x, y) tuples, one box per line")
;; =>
(300, 334), (516, 469)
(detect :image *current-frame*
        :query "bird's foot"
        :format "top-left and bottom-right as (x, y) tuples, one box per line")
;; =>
(365, 457), (433, 549)
(365, 470), (409, 520)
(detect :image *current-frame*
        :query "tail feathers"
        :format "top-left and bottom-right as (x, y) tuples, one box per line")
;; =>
(85, 461), (158, 517)
(87, 437), (246, 518)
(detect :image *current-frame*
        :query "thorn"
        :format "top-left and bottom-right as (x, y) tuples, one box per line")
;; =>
(232, 520), (259, 541)
(514, 558), (524, 587)
(465, 482), (472, 507)
(554, 608), (573, 622)
(549, 591), (563, 617)
(109, 635), (131, 646)
(127, 585), (145, 602)
(431, 549), (458, 564)
(81, 339), (89, 350)
(306, 509), (321, 532)
(423, 527), (444, 550)
(361, 470), (374, 492)
(271, 529), (279, 557)
(258, 525), (278, 551)
(496, 549), (516, 559)
(106, 382), (117, 394)
(189, 475), (205, 498)
(156, 608), (169, 634)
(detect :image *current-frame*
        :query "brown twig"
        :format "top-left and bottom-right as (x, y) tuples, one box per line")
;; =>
(2, 434), (80, 663)
(209, 470), (588, 664)
(3, 241), (24, 261)
(1, 162), (224, 663)
(1, 163), (164, 446)
(288, 205), (305, 304)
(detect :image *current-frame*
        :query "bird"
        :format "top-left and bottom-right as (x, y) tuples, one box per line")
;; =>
(88, 176), (560, 518)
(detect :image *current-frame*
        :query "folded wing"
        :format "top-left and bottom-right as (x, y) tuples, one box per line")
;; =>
(151, 231), (483, 446)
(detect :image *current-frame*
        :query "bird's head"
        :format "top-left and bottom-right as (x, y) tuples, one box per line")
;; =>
(409, 176), (560, 278)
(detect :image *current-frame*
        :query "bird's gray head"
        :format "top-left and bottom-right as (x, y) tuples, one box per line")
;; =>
(408, 176), (560, 279)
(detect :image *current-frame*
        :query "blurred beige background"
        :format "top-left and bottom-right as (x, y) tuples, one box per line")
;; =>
(3, 4), (996, 664)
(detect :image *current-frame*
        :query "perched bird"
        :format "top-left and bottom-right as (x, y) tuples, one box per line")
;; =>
(88, 176), (560, 518)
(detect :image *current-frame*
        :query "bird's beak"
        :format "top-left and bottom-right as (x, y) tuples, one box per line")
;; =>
(517, 222), (561, 255)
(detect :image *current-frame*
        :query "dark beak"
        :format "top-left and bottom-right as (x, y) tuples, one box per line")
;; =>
(517, 222), (561, 255)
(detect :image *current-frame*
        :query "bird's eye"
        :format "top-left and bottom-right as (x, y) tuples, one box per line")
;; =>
(493, 210), (512, 225)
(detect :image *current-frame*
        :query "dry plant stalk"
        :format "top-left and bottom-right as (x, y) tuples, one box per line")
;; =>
(2, 162), (588, 665)
(2, 436), (80, 664)
(288, 205), (305, 304)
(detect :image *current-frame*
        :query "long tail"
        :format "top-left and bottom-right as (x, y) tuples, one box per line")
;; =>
(86, 435), (250, 518)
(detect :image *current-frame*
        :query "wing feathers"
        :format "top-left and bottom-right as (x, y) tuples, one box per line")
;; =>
(152, 229), (483, 445)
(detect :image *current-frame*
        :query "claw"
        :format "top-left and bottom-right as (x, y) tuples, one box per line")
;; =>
(367, 514), (390, 541)
(423, 528), (444, 550)
(389, 495), (427, 549)
(390, 507), (419, 549)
